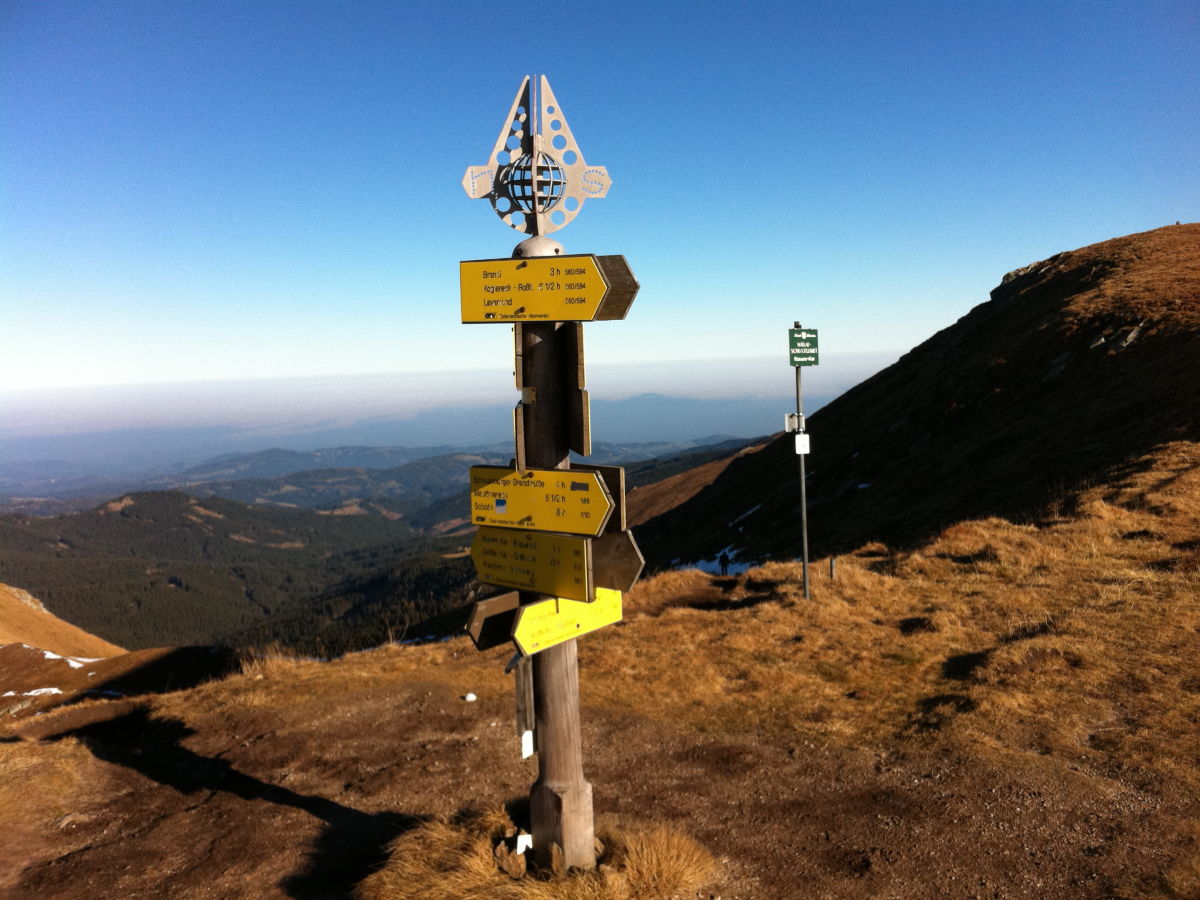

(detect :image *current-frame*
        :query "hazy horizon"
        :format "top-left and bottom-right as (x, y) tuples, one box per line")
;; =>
(0, 352), (894, 479)
(1, 352), (893, 438)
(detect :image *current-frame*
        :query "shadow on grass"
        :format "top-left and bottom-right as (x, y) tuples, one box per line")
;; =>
(907, 693), (977, 733)
(49, 707), (420, 899)
(95, 646), (242, 697)
(686, 593), (775, 612)
(941, 650), (992, 680)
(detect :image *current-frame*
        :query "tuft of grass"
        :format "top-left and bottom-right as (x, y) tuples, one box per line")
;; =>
(1163, 819), (1200, 898)
(238, 642), (313, 679)
(623, 569), (722, 617)
(354, 806), (716, 900)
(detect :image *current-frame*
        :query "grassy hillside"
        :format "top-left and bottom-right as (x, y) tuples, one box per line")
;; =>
(2, 440), (1196, 897)
(0, 584), (124, 658)
(637, 224), (1200, 569)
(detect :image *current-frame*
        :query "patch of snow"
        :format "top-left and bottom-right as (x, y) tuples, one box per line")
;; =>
(41, 650), (88, 669)
(25, 687), (63, 696)
(857, 483), (871, 489)
(687, 544), (754, 577)
(729, 503), (762, 526)
(1, 691), (14, 697)
(694, 558), (753, 577)
(397, 633), (455, 646)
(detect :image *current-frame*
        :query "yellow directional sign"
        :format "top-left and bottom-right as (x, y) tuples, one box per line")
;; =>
(513, 588), (622, 656)
(470, 466), (614, 537)
(471, 526), (592, 602)
(460, 254), (638, 323)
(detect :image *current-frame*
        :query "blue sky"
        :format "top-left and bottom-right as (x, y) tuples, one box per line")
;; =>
(4, 0), (1198, 395)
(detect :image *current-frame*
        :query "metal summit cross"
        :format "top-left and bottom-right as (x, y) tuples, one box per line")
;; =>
(458, 75), (641, 873)
(462, 75), (611, 238)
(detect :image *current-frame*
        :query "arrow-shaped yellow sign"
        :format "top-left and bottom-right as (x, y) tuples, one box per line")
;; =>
(460, 254), (637, 323)
(470, 466), (614, 537)
(512, 588), (622, 656)
(470, 526), (592, 602)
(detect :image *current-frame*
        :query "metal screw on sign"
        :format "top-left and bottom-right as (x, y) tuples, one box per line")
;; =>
(459, 75), (640, 874)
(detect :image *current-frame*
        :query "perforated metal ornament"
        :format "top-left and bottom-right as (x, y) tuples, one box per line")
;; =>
(463, 76), (611, 236)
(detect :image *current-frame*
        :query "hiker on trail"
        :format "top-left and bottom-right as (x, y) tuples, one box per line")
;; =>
(719, 551), (730, 576)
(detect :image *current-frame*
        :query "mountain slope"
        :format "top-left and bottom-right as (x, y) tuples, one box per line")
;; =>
(178, 452), (507, 514)
(637, 223), (1200, 568)
(0, 584), (123, 658)
(2, 440), (1196, 897)
(0, 492), (439, 649)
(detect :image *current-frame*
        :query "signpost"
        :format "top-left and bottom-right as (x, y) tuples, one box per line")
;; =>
(789, 327), (819, 366)
(471, 527), (593, 602)
(458, 75), (641, 871)
(513, 588), (622, 657)
(461, 255), (638, 323)
(470, 466), (614, 536)
(592, 530), (645, 592)
(466, 591), (521, 652)
(787, 322), (816, 599)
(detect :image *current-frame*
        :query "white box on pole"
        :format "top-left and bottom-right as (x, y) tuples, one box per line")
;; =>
(795, 433), (810, 455)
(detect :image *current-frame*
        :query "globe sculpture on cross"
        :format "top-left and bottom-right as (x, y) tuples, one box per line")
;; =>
(462, 75), (611, 237)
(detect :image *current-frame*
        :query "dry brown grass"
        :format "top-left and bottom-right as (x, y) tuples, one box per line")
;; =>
(0, 734), (97, 848)
(354, 807), (715, 900)
(237, 643), (317, 679)
(580, 442), (1200, 792)
(15, 441), (1188, 896)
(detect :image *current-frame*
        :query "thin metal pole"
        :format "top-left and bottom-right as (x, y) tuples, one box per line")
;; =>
(794, 321), (810, 600)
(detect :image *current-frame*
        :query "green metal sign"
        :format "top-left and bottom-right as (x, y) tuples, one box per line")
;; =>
(789, 328), (819, 367)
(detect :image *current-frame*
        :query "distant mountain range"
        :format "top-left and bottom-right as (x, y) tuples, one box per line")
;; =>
(0, 390), (832, 503)
(0, 433), (756, 516)
(0, 435), (761, 653)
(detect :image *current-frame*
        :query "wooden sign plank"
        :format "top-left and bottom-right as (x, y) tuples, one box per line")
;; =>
(591, 530), (644, 592)
(471, 527), (593, 602)
(470, 466), (614, 537)
(564, 322), (591, 457)
(512, 588), (622, 657)
(466, 591), (521, 651)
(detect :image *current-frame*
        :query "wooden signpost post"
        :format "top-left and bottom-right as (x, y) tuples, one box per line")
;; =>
(458, 75), (642, 872)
